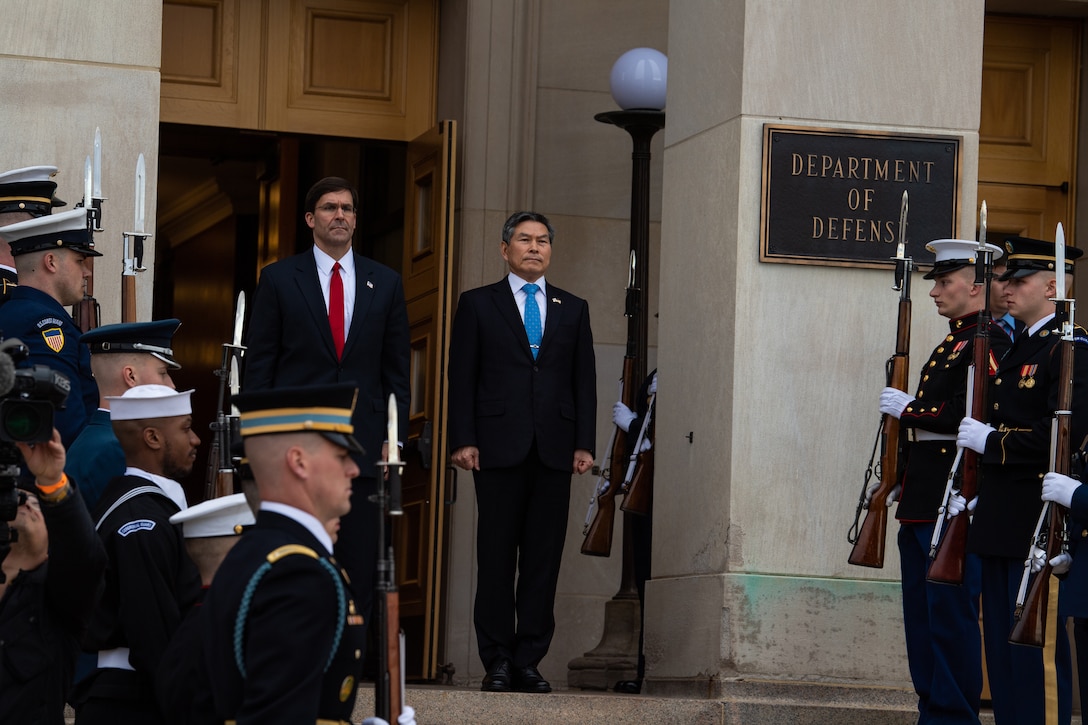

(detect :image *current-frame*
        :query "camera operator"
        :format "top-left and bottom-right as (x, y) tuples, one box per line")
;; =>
(0, 429), (107, 724)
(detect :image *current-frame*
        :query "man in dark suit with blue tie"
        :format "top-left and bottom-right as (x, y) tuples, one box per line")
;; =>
(449, 210), (596, 693)
(243, 177), (410, 653)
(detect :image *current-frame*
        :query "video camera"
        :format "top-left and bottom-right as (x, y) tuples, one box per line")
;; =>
(0, 337), (70, 582)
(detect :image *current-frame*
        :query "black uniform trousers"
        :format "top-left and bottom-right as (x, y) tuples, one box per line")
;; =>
(473, 443), (571, 670)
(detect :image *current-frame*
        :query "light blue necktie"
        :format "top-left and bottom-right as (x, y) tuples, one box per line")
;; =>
(522, 283), (542, 359)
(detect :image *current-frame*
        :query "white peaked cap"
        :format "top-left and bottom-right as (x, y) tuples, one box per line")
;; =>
(108, 384), (194, 421)
(169, 493), (255, 538)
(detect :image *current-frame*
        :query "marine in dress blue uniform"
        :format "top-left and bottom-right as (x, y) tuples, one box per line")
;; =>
(201, 384), (367, 725)
(956, 236), (1088, 725)
(878, 239), (1008, 725)
(75, 386), (202, 725)
(0, 207), (101, 446)
(66, 319), (182, 510)
(1036, 468), (1088, 717)
(0, 165), (66, 307)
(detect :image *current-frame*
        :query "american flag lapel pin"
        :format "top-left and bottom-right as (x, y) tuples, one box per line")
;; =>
(367, 280), (374, 289)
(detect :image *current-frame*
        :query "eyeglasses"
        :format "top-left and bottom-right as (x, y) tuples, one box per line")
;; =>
(316, 203), (357, 215)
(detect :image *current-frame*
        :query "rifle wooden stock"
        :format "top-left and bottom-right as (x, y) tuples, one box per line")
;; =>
(620, 447), (653, 515)
(1010, 339), (1074, 647)
(73, 258), (100, 332)
(849, 299), (911, 568)
(581, 487), (616, 556)
(121, 274), (136, 323)
(385, 590), (402, 720)
(581, 358), (635, 557)
(929, 324), (993, 584)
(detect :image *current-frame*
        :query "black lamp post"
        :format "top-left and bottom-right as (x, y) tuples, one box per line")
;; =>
(569, 48), (666, 692)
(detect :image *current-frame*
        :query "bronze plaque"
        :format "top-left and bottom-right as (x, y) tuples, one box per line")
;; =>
(760, 125), (961, 268)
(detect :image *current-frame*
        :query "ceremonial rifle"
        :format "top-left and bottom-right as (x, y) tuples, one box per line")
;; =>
(204, 291), (246, 500)
(848, 191), (911, 568)
(73, 141), (103, 332)
(582, 251), (639, 557)
(619, 391), (655, 515)
(1010, 223), (1074, 647)
(374, 394), (405, 722)
(121, 153), (149, 324)
(928, 202), (994, 584)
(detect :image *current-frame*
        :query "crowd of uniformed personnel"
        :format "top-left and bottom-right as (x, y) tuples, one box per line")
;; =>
(0, 158), (611, 724)
(870, 231), (1088, 725)
(0, 168), (419, 725)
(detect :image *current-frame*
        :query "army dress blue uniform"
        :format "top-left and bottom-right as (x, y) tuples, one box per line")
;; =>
(0, 284), (97, 446)
(894, 311), (1007, 725)
(202, 508), (366, 724)
(967, 318), (1088, 725)
(75, 474), (202, 724)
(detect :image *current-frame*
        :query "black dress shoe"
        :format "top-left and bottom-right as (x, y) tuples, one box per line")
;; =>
(514, 664), (552, 693)
(614, 679), (642, 694)
(481, 659), (513, 692)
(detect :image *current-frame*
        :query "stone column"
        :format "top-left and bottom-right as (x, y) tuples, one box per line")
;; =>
(648, 0), (986, 695)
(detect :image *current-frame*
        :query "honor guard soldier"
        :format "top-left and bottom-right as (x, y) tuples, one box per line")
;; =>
(75, 385), (203, 725)
(201, 383), (367, 725)
(0, 165), (66, 305)
(875, 238), (1009, 723)
(66, 319), (181, 510)
(1036, 469), (1088, 716)
(954, 236), (1088, 725)
(0, 207), (101, 446)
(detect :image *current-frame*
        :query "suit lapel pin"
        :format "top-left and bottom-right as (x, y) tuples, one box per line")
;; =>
(367, 280), (374, 289)
(551, 297), (561, 304)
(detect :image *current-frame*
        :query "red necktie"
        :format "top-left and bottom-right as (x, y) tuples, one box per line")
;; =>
(329, 261), (345, 359)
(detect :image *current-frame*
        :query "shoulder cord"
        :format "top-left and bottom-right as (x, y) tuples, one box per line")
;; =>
(232, 545), (347, 677)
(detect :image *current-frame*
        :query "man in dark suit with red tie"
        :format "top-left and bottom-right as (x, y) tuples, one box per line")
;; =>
(243, 177), (411, 653)
(449, 210), (596, 694)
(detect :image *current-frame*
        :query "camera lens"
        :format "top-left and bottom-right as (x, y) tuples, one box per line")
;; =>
(0, 400), (51, 442)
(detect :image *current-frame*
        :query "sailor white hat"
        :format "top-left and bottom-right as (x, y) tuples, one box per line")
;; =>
(107, 384), (194, 421)
(169, 493), (254, 538)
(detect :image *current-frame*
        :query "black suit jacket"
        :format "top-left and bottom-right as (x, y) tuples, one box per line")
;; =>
(448, 278), (596, 471)
(244, 249), (411, 469)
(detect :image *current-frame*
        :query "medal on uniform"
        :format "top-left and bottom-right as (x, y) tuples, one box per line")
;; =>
(339, 675), (355, 702)
(1019, 364), (1038, 389)
(947, 340), (968, 361)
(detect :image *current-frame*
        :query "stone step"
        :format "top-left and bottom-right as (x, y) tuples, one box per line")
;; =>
(63, 681), (1082, 724)
(350, 680), (1071, 725)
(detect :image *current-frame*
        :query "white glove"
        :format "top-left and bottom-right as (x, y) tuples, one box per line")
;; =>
(398, 706), (418, 725)
(648, 373), (657, 395)
(957, 417), (995, 454)
(638, 436), (652, 453)
(1029, 545), (1048, 574)
(1051, 552), (1073, 575)
(612, 401), (636, 432)
(879, 387), (914, 419)
(1042, 472), (1081, 509)
(945, 493), (977, 518)
(865, 480), (899, 507)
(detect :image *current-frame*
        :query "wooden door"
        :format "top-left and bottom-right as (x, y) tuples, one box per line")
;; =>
(979, 16), (1080, 240)
(976, 16), (1082, 702)
(394, 121), (456, 679)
